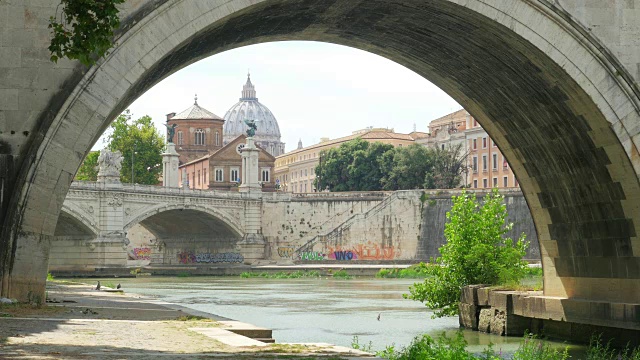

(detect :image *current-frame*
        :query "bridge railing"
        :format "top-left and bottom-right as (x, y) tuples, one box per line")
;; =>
(69, 181), (250, 199)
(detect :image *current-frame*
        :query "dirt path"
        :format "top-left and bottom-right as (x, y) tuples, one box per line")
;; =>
(0, 281), (375, 359)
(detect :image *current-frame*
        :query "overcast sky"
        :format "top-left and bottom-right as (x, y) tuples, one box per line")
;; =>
(95, 41), (462, 153)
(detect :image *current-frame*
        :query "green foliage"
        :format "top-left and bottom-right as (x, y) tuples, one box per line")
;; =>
(511, 334), (570, 360)
(587, 335), (640, 360)
(332, 269), (353, 279)
(239, 271), (321, 279)
(315, 139), (467, 192)
(351, 336), (374, 353)
(376, 263), (432, 279)
(382, 144), (433, 190)
(74, 150), (99, 181)
(424, 144), (469, 189)
(107, 110), (165, 185)
(46, 272), (55, 281)
(405, 189), (529, 317)
(49, 0), (125, 66)
(376, 332), (495, 360)
(176, 272), (191, 278)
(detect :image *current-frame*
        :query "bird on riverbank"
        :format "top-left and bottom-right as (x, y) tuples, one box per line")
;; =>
(377, 313), (381, 321)
(95, 281), (101, 291)
(116, 283), (121, 289)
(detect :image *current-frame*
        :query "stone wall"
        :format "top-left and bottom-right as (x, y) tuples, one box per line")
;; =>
(420, 189), (540, 261)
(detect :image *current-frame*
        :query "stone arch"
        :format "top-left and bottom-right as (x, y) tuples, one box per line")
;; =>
(55, 204), (99, 238)
(2, 0), (639, 307)
(123, 203), (243, 238)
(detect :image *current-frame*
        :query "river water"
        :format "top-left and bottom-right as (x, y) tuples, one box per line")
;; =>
(89, 276), (583, 355)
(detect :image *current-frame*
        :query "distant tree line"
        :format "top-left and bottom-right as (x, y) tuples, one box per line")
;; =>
(314, 138), (468, 192)
(75, 110), (165, 185)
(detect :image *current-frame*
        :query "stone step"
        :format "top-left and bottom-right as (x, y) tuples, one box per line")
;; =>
(254, 338), (276, 343)
(218, 320), (273, 339)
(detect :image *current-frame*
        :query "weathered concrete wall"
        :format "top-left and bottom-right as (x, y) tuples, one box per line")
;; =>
(420, 189), (540, 261)
(261, 192), (388, 261)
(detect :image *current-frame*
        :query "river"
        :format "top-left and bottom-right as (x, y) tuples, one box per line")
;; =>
(87, 276), (584, 355)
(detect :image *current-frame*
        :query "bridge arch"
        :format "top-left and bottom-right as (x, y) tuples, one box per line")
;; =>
(55, 205), (99, 238)
(123, 203), (243, 238)
(2, 0), (639, 306)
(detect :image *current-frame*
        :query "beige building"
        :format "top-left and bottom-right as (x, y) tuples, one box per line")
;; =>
(419, 109), (518, 189)
(274, 128), (424, 193)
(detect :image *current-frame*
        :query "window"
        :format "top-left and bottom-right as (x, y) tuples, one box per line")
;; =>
(482, 155), (487, 171)
(304, 183), (307, 192)
(215, 131), (219, 146)
(230, 168), (239, 182)
(177, 131), (183, 145)
(192, 172), (195, 188)
(441, 144), (445, 150)
(492, 153), (497, 170)
(195, 128), (205, 145)
(493, 177), (498, 187)
(473, 180), (478, 188)
(493, 140), (497, 148)
(203, 168), (207, 183)
(197, 170), (201, 185)
(483, 178), (488, 188)
(473, 119), (477, 127)
(503, 176), (508, 187)
(503, 156), (509, 169)
(472, 139), (477, 150)
(482, 137), (487, 149)
(472, 156), (478, 173)
(215, 168), (223, 182)
(261, 169), (270, 182)
(305, 169), (308, 177)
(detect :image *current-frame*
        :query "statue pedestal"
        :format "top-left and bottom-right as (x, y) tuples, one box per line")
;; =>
(96, 149), (123, 185)
(163, 143), (180, 188)
(238, 137), (261, 193)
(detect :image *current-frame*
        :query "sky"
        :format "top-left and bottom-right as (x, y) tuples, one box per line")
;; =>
(95, 41), (462, 153)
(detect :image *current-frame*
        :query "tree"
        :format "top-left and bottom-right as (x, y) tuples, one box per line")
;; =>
(74, 151), (99, 181)
(424, 144), (469, 189)
(405, 189), (529, 317)
(315, 138), (369, 192)
(347, 142), (395, 191)
(49, 0), (125, 66)
(107, 110), (164, 185)
(382, 144), (433, 190)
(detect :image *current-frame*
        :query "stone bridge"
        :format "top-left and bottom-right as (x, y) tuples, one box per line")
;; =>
(52, 181), (259, 270)
(1, 0), (639, 339)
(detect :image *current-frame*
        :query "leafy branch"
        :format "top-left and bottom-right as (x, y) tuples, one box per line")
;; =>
(48, 0), (125, 66)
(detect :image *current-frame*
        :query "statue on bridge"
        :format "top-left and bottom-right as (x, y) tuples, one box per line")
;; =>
(96, 149), (123, 183)
(164, 123), (178, 143)
(244, 119), (257, 137)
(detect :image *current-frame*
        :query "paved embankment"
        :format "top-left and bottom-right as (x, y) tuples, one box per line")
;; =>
(0, 281), (377, 359)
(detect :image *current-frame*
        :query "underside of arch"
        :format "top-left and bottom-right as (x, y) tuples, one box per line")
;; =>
(3, 0), (639, 306)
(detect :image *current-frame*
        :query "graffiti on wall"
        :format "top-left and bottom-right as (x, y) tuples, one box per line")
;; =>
(327, 241), (400, 261)
(178, 251), (244, 264)
(133, 247), (151, 260)
(277, 246), (295, 259)
(299, 251), (325, 261)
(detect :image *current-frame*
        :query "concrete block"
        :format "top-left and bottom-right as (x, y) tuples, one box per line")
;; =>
(459, 303), (479, 330)
(490, 309), (506, 336)
(478, 308), (493, 333)
(477, 287), (490, 306)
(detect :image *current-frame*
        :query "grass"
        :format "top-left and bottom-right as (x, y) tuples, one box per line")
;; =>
(176, 272), (191, 277)
(376, 263), (432, 279)
(332, 269), (353, 279)
(176, 315), (214, 322)
(240, 270), (322, 279)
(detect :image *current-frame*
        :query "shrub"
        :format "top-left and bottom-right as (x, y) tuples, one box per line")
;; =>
(332, 270), (353, 279)
(376, 263), (431, 279)
(405, 189), (529, 317)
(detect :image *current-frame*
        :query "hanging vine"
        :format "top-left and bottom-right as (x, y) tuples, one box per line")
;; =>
(48, 0), (125, 66)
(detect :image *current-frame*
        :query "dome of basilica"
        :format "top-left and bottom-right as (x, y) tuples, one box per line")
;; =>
(223, 74), (285, 156)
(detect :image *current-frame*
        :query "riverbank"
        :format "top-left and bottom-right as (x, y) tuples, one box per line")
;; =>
(0, 280), (377, 359)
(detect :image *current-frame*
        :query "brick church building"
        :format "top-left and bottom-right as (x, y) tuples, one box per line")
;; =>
(168, 75), (279, 191)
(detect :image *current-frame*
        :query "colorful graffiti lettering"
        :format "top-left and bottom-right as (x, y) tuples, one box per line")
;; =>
(277, 246), (295, 259)
(299, 251), (325, 261)
(133, 247), (151, 260)
(328, 242), (399, 260)
(329, 250), (356, 261)
(177, 251), (244, 264)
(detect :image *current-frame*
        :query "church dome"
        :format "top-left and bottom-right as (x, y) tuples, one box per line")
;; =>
(223, 74), (285, 156)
